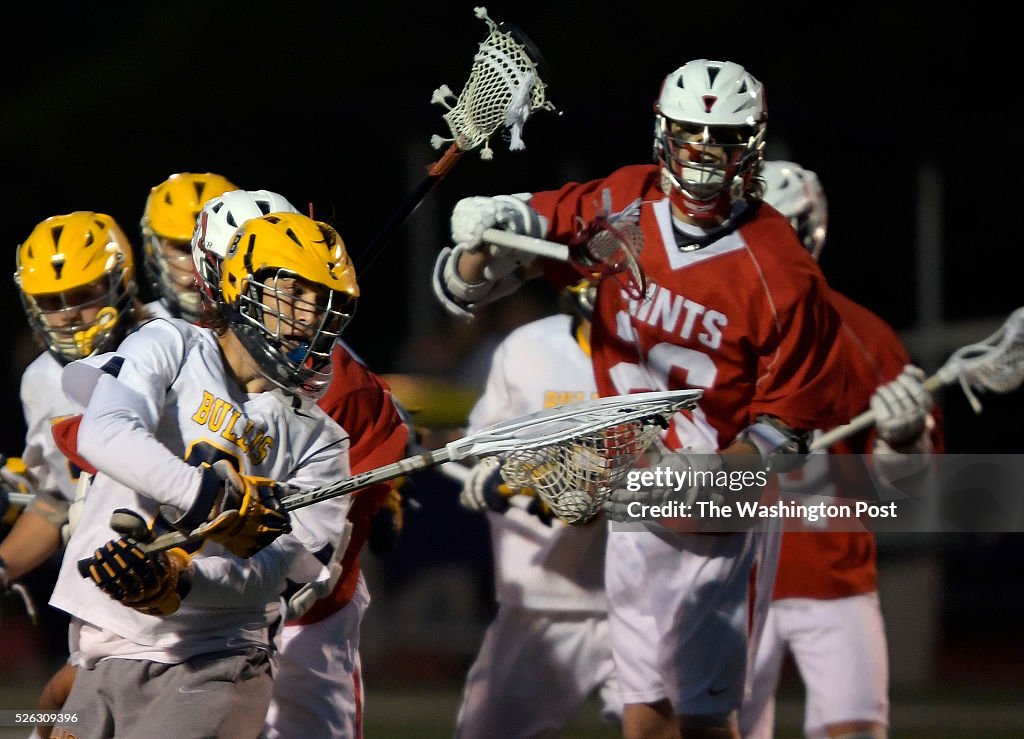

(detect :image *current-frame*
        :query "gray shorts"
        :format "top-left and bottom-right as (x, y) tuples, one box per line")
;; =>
(50, 647), (272, 739)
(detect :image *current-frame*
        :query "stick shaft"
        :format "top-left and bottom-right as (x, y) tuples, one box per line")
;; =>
(810, 373), (945, 450)
(355, 144), (465, 274)
(482, 229), (569, 261)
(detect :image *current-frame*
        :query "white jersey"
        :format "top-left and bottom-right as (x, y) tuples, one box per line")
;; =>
(19, 351), (83, 501)
(143, 299), (174, 321)
(469, 314), (606, 613)
(50, 318), (352, 662)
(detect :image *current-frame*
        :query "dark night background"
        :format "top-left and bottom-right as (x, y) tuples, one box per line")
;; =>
(1, 2), (1021, 733)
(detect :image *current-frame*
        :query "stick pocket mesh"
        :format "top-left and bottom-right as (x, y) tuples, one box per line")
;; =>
(500, 417), (665, 525)
(431, 7), (556, 159)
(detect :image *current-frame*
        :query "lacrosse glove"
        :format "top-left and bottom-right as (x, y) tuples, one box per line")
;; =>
(460, 456), (555, 526)
(194, 460), (291, 558)
(368, 478), (411, 555)
(79, 509), (192, 616)
(602, 441), (725, 523)
(870, 364), (932, 448)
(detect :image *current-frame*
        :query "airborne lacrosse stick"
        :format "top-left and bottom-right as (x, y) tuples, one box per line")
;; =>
(482, 199), (648, 300)
(85, 390), (699, 562)
(357, 6), (557, 274)
(812, 306), (1024, 450)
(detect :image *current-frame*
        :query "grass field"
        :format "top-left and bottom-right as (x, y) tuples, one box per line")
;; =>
(3, 668), (1023, 738)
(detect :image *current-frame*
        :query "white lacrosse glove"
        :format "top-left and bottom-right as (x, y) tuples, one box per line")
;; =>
(870, 364), (932, 447)
(433, 194), (549, 318)
(284, 520), (352, 621)
(602, 441), (724, 523)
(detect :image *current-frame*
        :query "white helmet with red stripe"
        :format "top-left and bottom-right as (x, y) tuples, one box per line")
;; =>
(653, 60), (767, 221)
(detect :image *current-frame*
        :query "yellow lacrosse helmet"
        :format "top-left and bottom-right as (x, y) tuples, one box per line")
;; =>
(220, 213), (359, 399)
(15, 211), (137, 363)
(141, 172), (238, 321)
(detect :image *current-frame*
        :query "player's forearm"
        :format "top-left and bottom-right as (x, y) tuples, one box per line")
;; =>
(0, 509), (62, 581)
(188, 537), (313, 609)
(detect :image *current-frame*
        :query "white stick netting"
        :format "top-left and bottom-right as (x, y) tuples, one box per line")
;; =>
(932, 306), (1024, 412)
(430, 7), (556, 159)
(500, 418), (665, 525)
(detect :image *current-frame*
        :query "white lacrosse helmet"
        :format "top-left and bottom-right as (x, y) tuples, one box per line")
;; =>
(191, 189), (300, 310)
(760, 160), (829, 259)
(653, 59), (767, 221)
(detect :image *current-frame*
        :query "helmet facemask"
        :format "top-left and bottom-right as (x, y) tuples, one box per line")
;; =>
(655, 115), (765, 220)
(229, 268), (356, 400)
(20, 262), (133, 364)
(143, 233), (202, 322)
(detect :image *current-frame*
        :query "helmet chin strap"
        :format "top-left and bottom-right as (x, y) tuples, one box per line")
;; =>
(73, 307), (119, 356)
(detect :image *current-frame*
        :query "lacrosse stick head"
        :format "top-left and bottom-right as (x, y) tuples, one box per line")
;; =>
(493, 390), (700, 524)
(429, 7), (557, 160)
(570, 217), (647, 301)
(941, 307), (1024, 412)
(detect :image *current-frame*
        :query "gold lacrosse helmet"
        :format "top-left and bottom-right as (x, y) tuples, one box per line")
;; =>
(141, 172), (238, 321)
(220, 213), (359, 399)
(15, 211), (137, 364)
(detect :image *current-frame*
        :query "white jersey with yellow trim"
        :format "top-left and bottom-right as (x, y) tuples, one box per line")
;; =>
(19, 351), (84, 501)
(469, 313), (606, 612)
(49, 317), (351, 661)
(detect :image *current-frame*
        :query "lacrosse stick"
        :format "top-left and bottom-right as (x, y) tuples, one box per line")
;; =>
(482, 214), (648, 300)
(82, 390), (698, 564)
(356, 6), (557, 274)
(812, 306), (1024, 450)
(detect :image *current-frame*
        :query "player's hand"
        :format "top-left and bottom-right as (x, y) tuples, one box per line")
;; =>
(870, 364), (931, 447)
(602, 443), (725, 523)
(200, 461), (291, 558)
(284, 558), (344, 620)
(460, 457), (554, 526)
(368, 478), (410, 555)
(78, 509), (192, 616)
(451, 195), (544, 280)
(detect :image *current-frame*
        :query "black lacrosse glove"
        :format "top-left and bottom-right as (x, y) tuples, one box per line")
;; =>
(78, 508), (192, 616)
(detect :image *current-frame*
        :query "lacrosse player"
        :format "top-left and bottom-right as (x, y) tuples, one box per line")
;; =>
(2, 213), (146, 590)
(47, 212), (358, 738)
(433, 59), (856, 738)
(2, 212), (151, 738)
(140, 171), (238, 321)
(737, 161), (945, 739)
(452, 279), (620, 737)
(190, 189), (412, 739)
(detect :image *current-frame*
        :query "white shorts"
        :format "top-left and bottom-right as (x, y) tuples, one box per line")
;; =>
(739, 591), (889, 739)
(455, 604), (620, 738)
(605, 521), (781, 717)
(263, 573), (371, 739)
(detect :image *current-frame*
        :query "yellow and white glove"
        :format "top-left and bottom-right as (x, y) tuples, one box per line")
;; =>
(199, 460), (291, 558)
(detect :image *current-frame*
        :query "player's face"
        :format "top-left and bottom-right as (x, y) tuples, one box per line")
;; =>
(258, 274), (338, 357)
(33, 277), (110, 329)
(666, 121), (752, 198)
(151, 236), (197, 295)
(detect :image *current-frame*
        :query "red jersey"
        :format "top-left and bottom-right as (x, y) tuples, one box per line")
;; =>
(772, 288), (945, 600)
(292, 342), (409, 625)
(531, 164), (852, 448)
